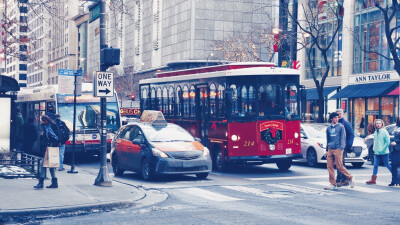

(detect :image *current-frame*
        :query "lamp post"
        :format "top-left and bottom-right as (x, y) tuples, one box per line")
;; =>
(94, 0), (112, 187)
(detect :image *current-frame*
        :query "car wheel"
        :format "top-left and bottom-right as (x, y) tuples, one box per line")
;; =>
(196, 173), (209, 179)
(214, 148), (228, 171)
(276, 159), (292, 171)
(351, 162), (364, 168)
(141, 158), (155, 180)
(112, 154), (124, 176)
(306, 148), (318, 167)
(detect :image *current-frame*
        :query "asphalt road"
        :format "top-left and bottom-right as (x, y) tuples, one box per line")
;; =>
(43, 157), (400, 225)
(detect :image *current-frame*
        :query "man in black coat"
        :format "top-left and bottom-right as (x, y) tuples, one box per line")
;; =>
(336, 108), (355, 187)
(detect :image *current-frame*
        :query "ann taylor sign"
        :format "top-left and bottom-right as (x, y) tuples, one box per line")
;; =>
(349, 72), (399, 84)
(94, 71), (114, 97)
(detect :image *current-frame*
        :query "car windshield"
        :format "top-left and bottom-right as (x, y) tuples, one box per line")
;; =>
(304, 125), (326, 138)
(141, 125), (195, 142)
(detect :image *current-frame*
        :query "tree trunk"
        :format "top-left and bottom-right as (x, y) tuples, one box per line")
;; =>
(317, 87), (325, 123)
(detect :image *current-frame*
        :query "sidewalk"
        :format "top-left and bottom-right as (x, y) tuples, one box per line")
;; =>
(0, 165), (146, 224)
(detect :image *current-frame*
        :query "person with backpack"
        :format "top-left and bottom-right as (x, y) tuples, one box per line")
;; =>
(54, 114), (71, 171)
(34, 115), (61, 189)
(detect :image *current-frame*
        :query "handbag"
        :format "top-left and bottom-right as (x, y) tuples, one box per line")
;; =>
(42, 146), (60, 168)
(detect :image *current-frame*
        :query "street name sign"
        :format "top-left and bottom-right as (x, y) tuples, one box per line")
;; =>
(94, 71), (114, 97)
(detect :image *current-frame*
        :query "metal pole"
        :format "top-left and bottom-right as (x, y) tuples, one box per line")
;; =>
(94, 0), (112, 186)
(68, 70), (78, 174)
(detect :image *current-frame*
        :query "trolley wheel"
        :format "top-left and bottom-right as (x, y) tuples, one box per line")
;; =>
(112, 154), (124, 176)
(214, 148), (228, 171)
(276, 159), (292, 171)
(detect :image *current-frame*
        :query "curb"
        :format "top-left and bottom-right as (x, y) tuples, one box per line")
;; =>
(0, 192), (146, 224)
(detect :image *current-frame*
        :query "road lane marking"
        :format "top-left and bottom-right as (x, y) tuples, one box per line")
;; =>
(308, 182), (391, 193)
(180, 187), (243, 202)
(221, 186), (292, 199)
(267, 183), (342, 195)
(247, 173), (392, 181)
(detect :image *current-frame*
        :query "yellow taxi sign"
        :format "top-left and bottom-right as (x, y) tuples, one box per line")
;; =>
(140, 110), (167, 126)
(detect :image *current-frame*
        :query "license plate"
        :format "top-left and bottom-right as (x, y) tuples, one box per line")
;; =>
(347, 152), (356, 158)
(183, 161), (193, 168)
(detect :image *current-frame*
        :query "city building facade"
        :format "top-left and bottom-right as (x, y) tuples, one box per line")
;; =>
(2, 0), (28, 87)
(299, 0), (400, 136)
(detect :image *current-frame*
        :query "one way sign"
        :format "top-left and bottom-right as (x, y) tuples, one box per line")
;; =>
(94, 71), (114, 97)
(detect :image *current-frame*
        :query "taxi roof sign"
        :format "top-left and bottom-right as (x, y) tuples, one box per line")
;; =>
(140, 110), (167, 126)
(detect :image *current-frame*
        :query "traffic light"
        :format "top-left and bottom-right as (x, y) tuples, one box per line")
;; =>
(101, 47), (120, 68)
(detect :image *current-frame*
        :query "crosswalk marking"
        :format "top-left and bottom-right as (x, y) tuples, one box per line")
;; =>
(247, 173), (392, 181)
(308, 182), (391, 193)
(180, 187), (243, 202)
(221, 186), (292, 199)
(267, 183), (341, 195)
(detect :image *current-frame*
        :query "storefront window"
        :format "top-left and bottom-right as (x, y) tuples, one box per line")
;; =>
(381, 97), (395, 126)
(354, 98), (365, 136)
(367, 97), (379, 134)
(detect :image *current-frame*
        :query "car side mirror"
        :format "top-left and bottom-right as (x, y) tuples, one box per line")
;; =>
(132, 138), (144, 145)
(301, 134), (307, 139)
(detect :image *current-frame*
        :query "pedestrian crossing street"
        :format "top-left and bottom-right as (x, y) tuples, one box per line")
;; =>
(171, 181), (397, 203)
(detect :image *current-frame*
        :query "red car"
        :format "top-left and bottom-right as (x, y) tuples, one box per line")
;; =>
(110, 111), (212, 180)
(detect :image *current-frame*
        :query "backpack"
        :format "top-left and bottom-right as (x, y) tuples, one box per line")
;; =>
(58, 120), (71, 143)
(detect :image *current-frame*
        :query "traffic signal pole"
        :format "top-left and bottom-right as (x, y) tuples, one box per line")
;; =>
(94, 0), (112, 187)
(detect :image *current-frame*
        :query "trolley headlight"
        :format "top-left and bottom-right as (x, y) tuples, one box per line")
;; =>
(203, 147), (210, 156)
(294, 132), (299, 138)
(269, 144), (276, 151)
(231, 135), (239, 141)
(152, 148), (168, 158)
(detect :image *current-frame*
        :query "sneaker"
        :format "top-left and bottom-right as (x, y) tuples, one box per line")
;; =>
(324, 184), (338, 190)
(349, 176), (356, 188)
(337, 180), (349, 187)
(58, 168), (65, 171)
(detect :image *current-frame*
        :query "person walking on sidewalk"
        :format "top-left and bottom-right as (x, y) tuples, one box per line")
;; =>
(34, 115), (61, 189)
(366, 119), (392, 185)
(389, 117), (400, 187)
(15, 108), (24, 152)
(325, 112), (356, 190)
(54, 114), (70, 171)
(336, 108), (355, 187)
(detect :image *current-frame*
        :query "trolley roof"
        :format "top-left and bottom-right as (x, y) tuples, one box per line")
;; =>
(140, 65), (300, 85)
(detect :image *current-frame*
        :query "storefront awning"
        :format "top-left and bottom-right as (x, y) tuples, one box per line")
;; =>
(306, 86), (340, 101)
(388, 87), (400, 96)
(330, 81), (398, 99)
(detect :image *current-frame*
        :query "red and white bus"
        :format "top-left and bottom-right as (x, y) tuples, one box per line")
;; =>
(16, 83), (120, 156)
(139, 62), (304, 171)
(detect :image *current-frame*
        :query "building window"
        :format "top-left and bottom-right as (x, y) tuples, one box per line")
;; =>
(19, 83), (27, 87)
(19, 73), (27, 80)
(19, 7), (28, 13)
(353, 8), (392, 73)
(19, 64), (27, 71)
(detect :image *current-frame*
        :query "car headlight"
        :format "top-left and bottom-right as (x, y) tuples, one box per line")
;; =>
(152, 148), (168, 158)
(203, 147), (210, 156)
(317, 142), (326, 149)
(294, 132), (299, 138)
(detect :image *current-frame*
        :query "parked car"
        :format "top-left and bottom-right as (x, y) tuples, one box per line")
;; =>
(299, 123), (368, 167)
(364, 123), (396, 165)
(110, 111), (212, 180)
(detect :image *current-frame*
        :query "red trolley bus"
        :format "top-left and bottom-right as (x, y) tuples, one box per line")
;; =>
(139, 62), (304, 171)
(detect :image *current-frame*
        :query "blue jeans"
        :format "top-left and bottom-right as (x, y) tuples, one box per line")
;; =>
(373, 154), (392, 175)
(59, 144), (65, 169)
